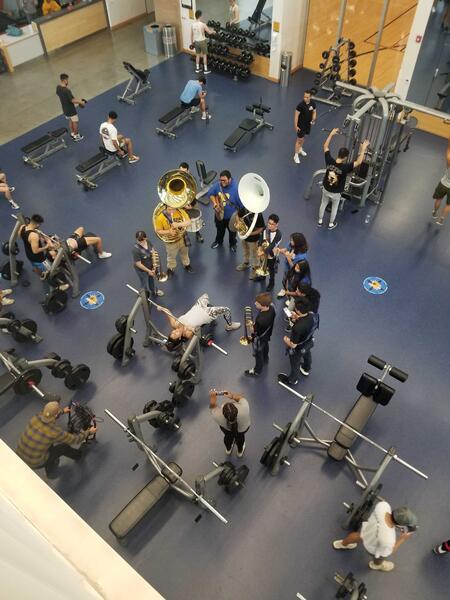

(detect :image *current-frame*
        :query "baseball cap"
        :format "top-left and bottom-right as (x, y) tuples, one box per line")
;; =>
(392, 507), (418, 530)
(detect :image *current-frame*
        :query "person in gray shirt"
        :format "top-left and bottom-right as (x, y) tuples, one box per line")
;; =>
(432, 138), (450, 226)
(209, 389), (250, 457)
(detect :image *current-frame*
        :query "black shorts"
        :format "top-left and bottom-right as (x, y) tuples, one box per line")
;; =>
(297, 124), (311, 138)
(69, 233), (88, 252)
(433, 181), (450, 204)
(181, 97), (200, 109)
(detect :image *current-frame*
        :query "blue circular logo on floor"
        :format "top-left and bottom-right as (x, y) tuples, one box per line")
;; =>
(363, 277), (388, 295)
(80, 291), (105, 310)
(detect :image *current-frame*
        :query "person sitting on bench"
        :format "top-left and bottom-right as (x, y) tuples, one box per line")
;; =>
(99, 111), (140, 164)
(19, 214), (58, 280)
(16, 400), (96, 479)
(157, 292), (240, 349)
(180, 75), (211, 121)
(0, 169), (19, 210)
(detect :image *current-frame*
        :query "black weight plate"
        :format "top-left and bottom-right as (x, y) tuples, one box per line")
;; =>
(178, 361), (196, 381)
(115, 314), (129, 335)
(107, 333), (125, 358)
(2, 241), (19, 256)
(260, 437), (278, 465)
(321, 50), (329, 59)
(143, 400), (158, 413)
(349, 40), (355, 49)
(225, 464), (249, 493)
(48, 269), (68, 288)
(11, 319), (37, 342)
(171, 356), (182, 372)
(51, 359), (72, 378)
(156, 400), (174, 413)
(42, 289), (68, 314)
(218, 462), (235, 486)
(13, 367), (42, 395)
(64, 364), (90, 390)
(0, 261), (12, 280)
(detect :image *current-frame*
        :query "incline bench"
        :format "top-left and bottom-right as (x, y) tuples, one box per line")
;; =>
(117, 61), (151, 106)
(21, 128), (68, 169)
(75, 147), (122, 191)
(224, 101), (273, 152)
(109, 462), (183, 539)
(156, 105), (195, 139)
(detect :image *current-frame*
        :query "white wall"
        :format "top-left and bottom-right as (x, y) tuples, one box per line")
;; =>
(269, 0), (309, 80)
(105, 0), (148, 28)
(0, 441), (164, 600)
(395, 0), (433, 99)
(181, 0), (196, 50)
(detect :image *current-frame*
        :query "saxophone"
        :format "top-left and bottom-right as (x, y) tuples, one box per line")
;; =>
(151, 248), (168, 282)
(214, 191), (227, 221)
(255, 240), (270, 277)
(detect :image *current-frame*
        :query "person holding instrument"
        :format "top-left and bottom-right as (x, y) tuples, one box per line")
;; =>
(209, 170), (244, 252)
(244, 292), (276, 378)
(209, 388), (250, 457)
(256, 214), (282, 291)
(179, 162), (204, 244)
(318, 128), (369, 230)
(132, 231), (164, 298)
(154, 205), (193, 277)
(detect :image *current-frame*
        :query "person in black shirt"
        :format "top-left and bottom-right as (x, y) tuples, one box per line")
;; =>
(297, 282), (320, 314)
(245, 292), (276, 377)
(318, 128), (369, 230)
(132, 231), (164, 298)
(56, 73), (86, 142)
(235, 208), (265, 280)
(278, 297), (317, 385)
(293, 89), (316, 164)
(257, 213), (282, 292)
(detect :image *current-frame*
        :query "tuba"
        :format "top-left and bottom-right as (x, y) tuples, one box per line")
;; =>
(229, 173), (270, 240)
(152, 169), (196, 243)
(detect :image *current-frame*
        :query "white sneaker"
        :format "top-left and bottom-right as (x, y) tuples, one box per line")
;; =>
(328, 222), (338, 230)
(237, 442), (246, 458)
(300, 366), (310, 376)
(190, 106), (200, 114)
(333, 540), (357, 550)
(225, 441), (235, 456)
(154, 289), (165, 297)
(9, 200), (19, 210)
(1, 297), (14, 306)
(1, 289), (13, 296)
(300, 148), (307, 156)
(98, 251), (112, 259)
(225, 321), (241, 331)
(317, 219), (323, 227)
(277, 289), (286, 298)
(201, 113), (212, 120)
(293, 154), (300, 164)
(59, 283), (70, 291)
(195, 67), (201, 73)
(204, 69), (211, 74)
(369, 560), (394, 572)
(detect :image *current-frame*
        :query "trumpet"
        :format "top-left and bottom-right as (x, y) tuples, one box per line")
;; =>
(151, 248), (168, 282)
(255, 240), (270, 278)
(239, 306), (254, 346)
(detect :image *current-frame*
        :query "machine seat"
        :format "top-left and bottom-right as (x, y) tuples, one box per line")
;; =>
(239, 118), (258, 131)
(159, 106), (187, 124)
(75, 150), (110, 174)
(327, 395), (377, 461)
(21, 128), (67, 154)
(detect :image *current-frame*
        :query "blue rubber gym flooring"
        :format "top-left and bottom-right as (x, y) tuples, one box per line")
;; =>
(0, 53), (449, 600)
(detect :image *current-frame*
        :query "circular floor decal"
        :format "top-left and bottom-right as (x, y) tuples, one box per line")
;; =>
(80, 290), (105, 310)
(363, 277), (388, 295)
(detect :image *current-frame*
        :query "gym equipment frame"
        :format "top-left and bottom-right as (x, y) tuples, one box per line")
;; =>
(156, 106), (195, 140)
(75, 147), (122, 191)
(117, 61), (151, 106)
(224, 100), (273, 152)
(105, 409), (249, 538)
(21, 128), (68, 169)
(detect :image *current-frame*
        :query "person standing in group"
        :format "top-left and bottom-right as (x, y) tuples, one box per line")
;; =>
(209, 170), (244, 252)
(256, 213), (282, 291)
(278, 297), (318, 384)
(56, 74), (86, 142)
(154, 205), (193, 277)
(235, 207), (265, 280)
(209, 388), (250, 457)
(431, 137), (450, 226)
(229, 0), (240, 24)
(283, 259), (312, 312)
(293, 90), (316, 164)
(0, 169), (19, 210)
(333, 503), (418, 572)
(179, 162), (204, 244)
(277, 232), (308, 298)
(244, 292), (276, 378)
(318, 128), (369, 230)
(16, 401), (96, 478)
(191, 10), (215, 74)
(99, 111), (140, 163)
(132, 231), (164, 298)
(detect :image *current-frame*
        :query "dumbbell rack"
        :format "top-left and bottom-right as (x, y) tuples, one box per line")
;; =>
(311, 38), (357, 107)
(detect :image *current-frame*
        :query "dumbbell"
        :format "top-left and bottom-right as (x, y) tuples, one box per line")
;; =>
(349, 50), (357, 59)
(332, 56), (340, 64)
(349, 59), (357, 68)
(349, 40), (355, 50)
(322, 50), (330, 59)
(348, 68), (356, 78)
(2, 241), (19, 256)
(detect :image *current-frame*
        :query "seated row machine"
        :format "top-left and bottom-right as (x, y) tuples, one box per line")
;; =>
(224, 100), (273, 152)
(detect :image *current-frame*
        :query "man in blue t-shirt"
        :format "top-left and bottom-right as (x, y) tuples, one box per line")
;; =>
(180, 75), (211, 120)
(209, 170), (244, 252)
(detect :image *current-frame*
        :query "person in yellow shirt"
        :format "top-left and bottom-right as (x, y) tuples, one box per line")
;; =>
(154, 206), (193, 276)
(42, 0), (61, 16)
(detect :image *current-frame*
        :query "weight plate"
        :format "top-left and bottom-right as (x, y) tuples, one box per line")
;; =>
(115, 314), (129, 335)
(156, 400), (174, 413)
(106, 333), (127, 360)
(42, 289), (68, 314)
(51, 359), (72, 378)
(2, 241), (19, 256)
(218, 462), (235, 486)
(321, 50), (329, 59)
(260, 436), (278, 465)
(11, 318), (38, 342)
(143, 400), (158, 413)
(13, 367), (42, 395)
(64, 364), (90, 390)
(225, 464), (249, 494)
(47, 268), (68, 288)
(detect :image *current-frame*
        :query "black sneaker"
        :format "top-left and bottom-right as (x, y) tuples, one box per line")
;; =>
(196, 233), (204, 243)
(211, 242), (221, 249)
(230, 245), (237, 253)
(184, 265), (194, 273)
(245, 369), (260, 377)
(266, 284), (274, 292)
(278, 373), (289, 383)
(167, 269), (174, 279)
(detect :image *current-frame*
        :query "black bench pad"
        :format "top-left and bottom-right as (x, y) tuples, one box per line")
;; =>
(239, 118), (258, 131)
(76, 152), (110, 174)
(159, 106), (188, 124)
(21, 128), (67, 154)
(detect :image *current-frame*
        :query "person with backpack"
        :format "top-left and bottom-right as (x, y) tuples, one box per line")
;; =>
(278, 296), (319, 385)
(209, 388), (250, 458)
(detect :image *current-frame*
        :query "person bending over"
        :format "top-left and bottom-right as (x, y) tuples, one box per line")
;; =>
(99, 111), (139, 164)
(180, 75), (211, 121)
(157, 292), (240, 349)
(333, 503), (417, 572)
(56, 73), (86, 142)
(17, 400), (96, 479)
(318, 128), (369, 230)
(209, 388), (250, 457)
(0, 169), (19, 210)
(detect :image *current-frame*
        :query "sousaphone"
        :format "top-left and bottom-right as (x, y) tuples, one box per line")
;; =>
(229, 173), (270, 240)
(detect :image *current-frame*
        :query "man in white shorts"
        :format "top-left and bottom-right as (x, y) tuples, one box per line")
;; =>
(333, 502), (417, 572)
(157, 293), (240, 349)
(56, 73), (85, 142)
(99, 111), (139, 164)
(191, 10), (215, 74)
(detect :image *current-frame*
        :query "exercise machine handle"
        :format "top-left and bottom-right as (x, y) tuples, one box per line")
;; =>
(389, 366), (408, 382)
(368, 355), (408, 382)
(367, 355), (385, 369)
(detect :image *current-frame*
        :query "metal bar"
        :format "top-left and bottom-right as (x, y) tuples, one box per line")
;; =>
(367, 0), (390, 87)
(389, 97), (450, 121)
(104, 409), (228, 524)
(335, 0), (348, 46)
(278, 381), (428, 480)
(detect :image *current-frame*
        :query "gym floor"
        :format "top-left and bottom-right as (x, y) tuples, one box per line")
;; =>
(0, 52), (449, 600)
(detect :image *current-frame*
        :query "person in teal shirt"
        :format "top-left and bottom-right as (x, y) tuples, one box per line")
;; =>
(180, 76), (210, 120)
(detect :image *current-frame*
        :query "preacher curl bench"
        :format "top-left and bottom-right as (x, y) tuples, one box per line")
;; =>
(21, 128), (68, 169)
(224, 100), (273, 152)
(117, 61), (151, 106)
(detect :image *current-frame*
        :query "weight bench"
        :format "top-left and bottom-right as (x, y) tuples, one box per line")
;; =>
(156, 105), (193, 139)
(75, 147), (122, 191)
(224, 102), (273, 152)
(109, 462), (182, 539)
(21, 128), (68, 169)
(117, 61), (151, 106)
(195, 159), (217, 202)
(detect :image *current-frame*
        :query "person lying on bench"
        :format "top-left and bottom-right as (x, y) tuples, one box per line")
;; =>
(65, 227), (111, 259)
(157, 292), (240, 350)
(99, 111), (140, 164)
(180, 75), (211, 121)
(0, 169), (19, 210)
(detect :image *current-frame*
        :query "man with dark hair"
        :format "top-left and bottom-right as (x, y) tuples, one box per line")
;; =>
(209, 388), (250, 457)
(278, 296), (318, 384)
(56, 73), (85, 142)
(257, 213), (282, 291)
(297, 282), (321, 314)
(191, 10), (215, 74)
(99, 111), (139, 164)
(132, 230), (164, 298)
(209, 170), (244, 251)
(318, 128), (369, 230)
(19, 214), (54, 278)
(293, 90), (316, 164)
(180, 75), (210, 120)
(245, 291), (276, 377)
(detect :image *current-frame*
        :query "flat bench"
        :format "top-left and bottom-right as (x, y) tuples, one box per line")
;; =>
(156, 105), (193, 140)
(21, 128), (68, 169)
(75, 147), (122, 191)
(109, 462), (183, 539)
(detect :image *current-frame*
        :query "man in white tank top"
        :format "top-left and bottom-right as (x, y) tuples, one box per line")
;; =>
(229, 0), (240, 25)
(432, 137), (450, 226)
(191, 10), (215, 74)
